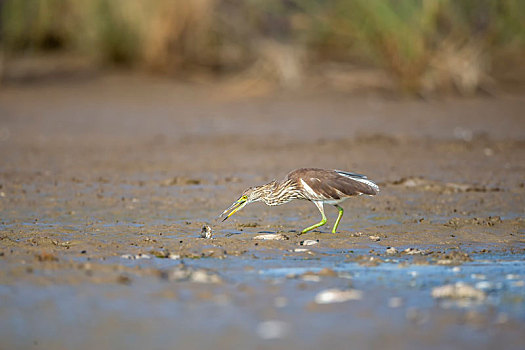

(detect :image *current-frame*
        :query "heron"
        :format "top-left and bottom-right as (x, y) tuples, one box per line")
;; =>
(219, 168), (379, 234)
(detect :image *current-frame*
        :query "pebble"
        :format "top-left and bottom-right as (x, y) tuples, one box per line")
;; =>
(484, 148), (494, 156)
(274, 296), (288, 308)
(120, 253), (151, 260)
(431, 282), (486, 300)
(169, 265), (222, 283)
(404, 248), (425, 255)
(318, 268), (338, 277)
(201, 225), (213, 239)
(191, 269), (221, 283)
(314, 288), (363, 304)
(386, 247), (398, 255)
(301, 274), (321, 282)
(253, 233), (289, 240)
(300, 239), (318, 246)
(511, 280), (525, 287)
(256, 320), (290, 340)
(388, 297), (403, 308)
(495, 313), (509, 324)
(475, 281), (493, 290)
(436, 259), (454, 265)
(369, 235), (381, 241)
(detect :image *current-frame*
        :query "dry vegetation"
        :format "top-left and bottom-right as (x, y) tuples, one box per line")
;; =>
(1, 0), (524, 94)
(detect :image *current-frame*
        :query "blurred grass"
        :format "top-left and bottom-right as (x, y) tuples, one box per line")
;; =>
(1, 0), (524, 94)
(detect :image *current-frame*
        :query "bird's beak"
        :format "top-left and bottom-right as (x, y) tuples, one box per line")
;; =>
(219, 198), (248, 222)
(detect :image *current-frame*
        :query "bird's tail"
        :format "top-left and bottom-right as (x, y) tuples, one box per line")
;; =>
(335, 170), (380, 195)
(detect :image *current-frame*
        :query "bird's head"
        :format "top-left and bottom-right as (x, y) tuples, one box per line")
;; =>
(219, 182), (276, 221)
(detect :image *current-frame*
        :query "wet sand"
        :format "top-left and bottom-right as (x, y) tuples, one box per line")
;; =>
(0, 74), (524, 349)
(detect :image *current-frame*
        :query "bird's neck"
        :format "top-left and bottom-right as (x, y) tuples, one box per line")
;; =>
(261, 180), (301, 206)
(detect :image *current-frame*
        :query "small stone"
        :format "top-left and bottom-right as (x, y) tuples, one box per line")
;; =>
(475, 281), (493, 290)
(388, 297), (403, 308)
(35, 252), (58, 262)
(300, 239), (318, 246)
(431, 282), (486, 300)
(256, 320), (290, 340)
(301, 274), (321, 282)
(404, 248), (425, 255)
(190, 269), (222, 283)
(314, 288), (363, 304)
(117, 274), (132, 285)
(169, 265), (222, 283)
(293, 248), (309, 253)
(506, 274), (520, 280)
(201, 225), (213, 239)
(253, 233), (289, 240)
(274, 296), (288, 308)
(437, 259), (454, 265)
(369, 235), (380, 241)
(495, 313), (509, 324)
(386, 247), (398, 255)
(317, 268), (337, 277)
(120, 253), (151, 260)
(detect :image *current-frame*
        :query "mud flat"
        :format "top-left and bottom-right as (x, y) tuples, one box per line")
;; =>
(0, 75), (524, 349)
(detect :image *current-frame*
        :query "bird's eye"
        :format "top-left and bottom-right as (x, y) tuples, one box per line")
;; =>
(241, 195), (247, 200)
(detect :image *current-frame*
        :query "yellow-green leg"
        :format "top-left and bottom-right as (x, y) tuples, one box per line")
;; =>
(332, 204), (344, 233)
(301, 201), (327, 234)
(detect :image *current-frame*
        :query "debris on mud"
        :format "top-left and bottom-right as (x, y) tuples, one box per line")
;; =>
(369, 235), (381, 241)
(387, 176), (502, 193)
(431, 282), (486, 301)
(445, 216), (503, 228)
(201, 225), (213, 239)
(430, 250), (472, 265)
(355, 255), (383, 267)
(161, 176), (201, 186)
(315, 288), (363, 304)
(237, 222), (259, 228)
(253, 233), (289, 240)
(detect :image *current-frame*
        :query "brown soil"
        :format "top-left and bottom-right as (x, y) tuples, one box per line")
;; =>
(0, 74), (524, 350)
